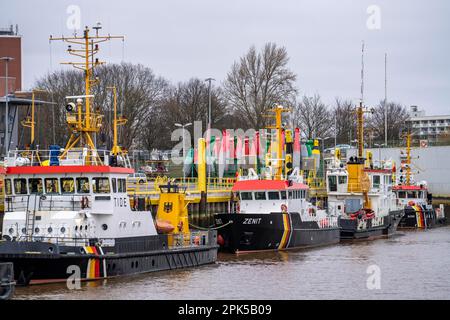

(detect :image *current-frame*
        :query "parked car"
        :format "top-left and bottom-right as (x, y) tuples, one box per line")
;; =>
(127, 172), (147, 184)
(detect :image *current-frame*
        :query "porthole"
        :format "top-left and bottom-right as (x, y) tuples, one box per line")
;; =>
(85, 225), (88, 230)
(102, 224), (108, 231)
(8, 228), (14, 235)
(48, 227), (53, 234)
(75, 226), (78, 231)
(131, 261), (134, 268)
(60, 227), (66, 234)
(21, 228), (26, 234)
(34, 227), (40, 234)
(135, 261), (139, 268)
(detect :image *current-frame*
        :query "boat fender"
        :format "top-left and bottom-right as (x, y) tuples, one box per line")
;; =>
(281, 204), (288, 213)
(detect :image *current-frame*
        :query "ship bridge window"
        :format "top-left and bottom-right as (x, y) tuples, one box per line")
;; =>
(254, 192), (266, 200)
(268, 191), (280, 200)
(288, 191), (293, 199)
(14, 178), (28, 195)
(338, 176), (347, 184)
(328, 176), (337, 192)
(93, 177), (111, 194)
(5, 179), (12, 195)
(240, 192), (252, 200)
(61, 178), (75, 193)
(76, 177), (90, 194)
(29, 178), (43, 194)
(372, 175), (380, 188)
(398, 191), (406, 199)
(45, 178), (59, 194)
(280, 191), (287, 200)
(112, 178), (117, 193)
(118, 179), (126, 193)
(407, 191), (417, 198)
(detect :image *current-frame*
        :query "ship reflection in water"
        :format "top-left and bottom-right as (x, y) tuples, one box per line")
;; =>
(14, 226), (450, 300)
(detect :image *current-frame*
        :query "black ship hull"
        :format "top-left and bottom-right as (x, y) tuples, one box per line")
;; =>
(0, 233), (218, 286)
(398, 205), (445, 229)
(214, 212), (340, 254)
(339, 209), (403, 240)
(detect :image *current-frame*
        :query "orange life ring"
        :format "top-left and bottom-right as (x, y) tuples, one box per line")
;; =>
(81, 196), (89, 209)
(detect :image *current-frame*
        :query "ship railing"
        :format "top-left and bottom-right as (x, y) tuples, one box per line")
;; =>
(5, 194), (91, 212)
(127, 177), (236, 194)
(168, 230), (214, 248)
(5, 148), (131, 168)
(17, 235), (91, 247)
(301, 214), (339, 228)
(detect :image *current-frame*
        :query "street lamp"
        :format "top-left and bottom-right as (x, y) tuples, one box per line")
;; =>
(204, 78), (215, 129)
(374, 143), (386, 167)
(175, 122), (192, 182)
(1, 56), (14, 156)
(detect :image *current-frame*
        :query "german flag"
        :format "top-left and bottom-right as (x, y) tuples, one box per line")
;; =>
(84, 246), (101, 279)
(278, 214), (292, 249)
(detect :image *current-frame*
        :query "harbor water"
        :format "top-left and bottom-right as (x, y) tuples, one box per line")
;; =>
(14, 226), (450, 300)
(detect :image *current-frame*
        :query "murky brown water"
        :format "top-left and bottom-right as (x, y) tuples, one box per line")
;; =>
(13, 226), (450, 300)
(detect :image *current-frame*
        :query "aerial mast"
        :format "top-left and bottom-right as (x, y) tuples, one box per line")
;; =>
(49, 24), (124, 164)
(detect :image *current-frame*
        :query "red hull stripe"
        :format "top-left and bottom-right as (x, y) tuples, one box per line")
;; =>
(233, 180), (308, 191)
(6, 165), (134, 175)
(392, 185), (426, 191)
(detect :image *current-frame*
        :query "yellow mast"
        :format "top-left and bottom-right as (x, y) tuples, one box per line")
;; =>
(49, 25), (124, 164)
(266, 104), (290, 180)
(21, 89), (47, 145)
(107, 86), (127, 155)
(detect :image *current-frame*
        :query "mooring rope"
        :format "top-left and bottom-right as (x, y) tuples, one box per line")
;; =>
(189, 220), (233, 231)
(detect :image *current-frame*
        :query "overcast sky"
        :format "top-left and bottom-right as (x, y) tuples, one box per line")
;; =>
(2, 0), (449, 115)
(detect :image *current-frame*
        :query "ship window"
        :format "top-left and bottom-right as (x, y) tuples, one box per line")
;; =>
(61, 178), (75, 193)
(5, 179), (12, 195)
(29, 178), (43, 194)
(118, 179), (126, 193)
(254, 192), (266, 200)
(407, 191), (417, 198)
(288, 191), (293, 199)
(338, 176), (347, 184)
(76, 177), (90, 193)
(45, 178), (59, 194)
(268, 191), (280, 200)
(93, 177), (111, 194)
(14, 178), (28, 195)
(373, 175), (380, 188)
(112, 178), (117, 193)
(398, 191), (406, 198)
(328, 176), (337, 192)
(240, 192), (252, 200)
(280, 191), (287, 200)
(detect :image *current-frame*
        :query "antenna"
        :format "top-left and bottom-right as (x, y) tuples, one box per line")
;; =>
(360, 40), (365, 103)
(384, 53), (388, 146)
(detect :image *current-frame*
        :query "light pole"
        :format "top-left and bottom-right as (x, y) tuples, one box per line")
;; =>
(1, 57), (14, 156)
(374, 143), (386, 167)
(204, 78), (215, 129)
(317, 136), (332, 179)
(175, 122), (192, 182)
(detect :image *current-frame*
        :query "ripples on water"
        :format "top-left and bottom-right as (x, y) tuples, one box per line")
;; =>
(14, 226), (450, 300)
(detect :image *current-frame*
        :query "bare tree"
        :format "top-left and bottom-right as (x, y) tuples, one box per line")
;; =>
(368, 100), (410, 145)
(334, 98), (356, 145)
(224, 43), (297, 129)
(34, 63), (169, 150)
(293, 94), (333, 140)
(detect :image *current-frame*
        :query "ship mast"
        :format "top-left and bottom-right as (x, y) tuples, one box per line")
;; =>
(405, 131), (412, 185)
(49, 25), (124, 164)
(266, 104), (290, 180)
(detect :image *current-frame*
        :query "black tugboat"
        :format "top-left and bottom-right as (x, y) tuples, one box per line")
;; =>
(0, 25), (217, 285)
(215, 105), (340, 253)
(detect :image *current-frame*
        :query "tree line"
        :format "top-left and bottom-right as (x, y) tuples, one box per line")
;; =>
(27, 42), (410, 151)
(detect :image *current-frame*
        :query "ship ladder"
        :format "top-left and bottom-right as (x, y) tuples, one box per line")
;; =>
(24, 194), (38, 241)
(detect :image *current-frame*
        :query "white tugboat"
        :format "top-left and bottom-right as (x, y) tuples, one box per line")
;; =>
(0, 25), (217, 285)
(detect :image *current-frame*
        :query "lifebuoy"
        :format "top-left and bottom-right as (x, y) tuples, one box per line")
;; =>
(281, 204), (288, 212)
(308, 207), (315, 216)
(81, 196), (89, 209)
